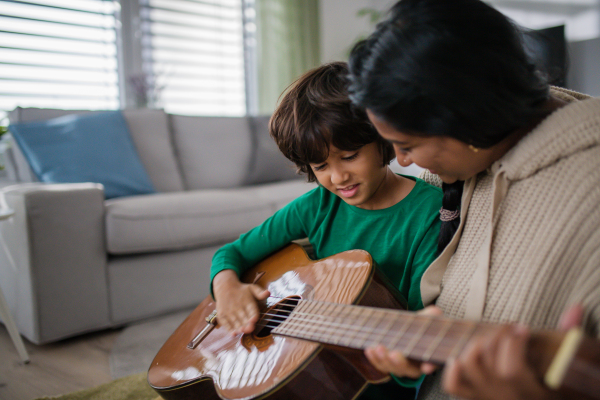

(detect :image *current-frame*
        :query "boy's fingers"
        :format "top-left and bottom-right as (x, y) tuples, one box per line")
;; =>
(250, 284), (270, 300)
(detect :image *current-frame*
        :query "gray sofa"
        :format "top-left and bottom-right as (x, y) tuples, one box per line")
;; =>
(0, 107), (315, 344)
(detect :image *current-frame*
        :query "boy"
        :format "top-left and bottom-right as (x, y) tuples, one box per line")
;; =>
(210, 62), (442, 398)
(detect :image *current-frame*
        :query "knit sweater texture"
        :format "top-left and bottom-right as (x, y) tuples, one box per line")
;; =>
(417, 87), (600, 400)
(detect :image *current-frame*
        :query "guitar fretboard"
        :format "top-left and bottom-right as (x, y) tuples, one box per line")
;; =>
(272, 299), (497, 364)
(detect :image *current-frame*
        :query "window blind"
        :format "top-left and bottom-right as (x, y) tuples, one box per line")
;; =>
(0, 0), (120, 113)
(139, 0), (246, 116)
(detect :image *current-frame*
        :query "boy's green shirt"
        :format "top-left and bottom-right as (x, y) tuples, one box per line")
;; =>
(210, 175), (442, 312)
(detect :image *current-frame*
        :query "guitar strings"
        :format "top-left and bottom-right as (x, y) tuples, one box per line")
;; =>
(246, 297), (457, 346)
(252, 311), (475, 359)
(257, 311), (425, 344)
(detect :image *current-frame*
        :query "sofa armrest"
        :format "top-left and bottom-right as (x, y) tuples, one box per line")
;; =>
(0, 183), (110, 344)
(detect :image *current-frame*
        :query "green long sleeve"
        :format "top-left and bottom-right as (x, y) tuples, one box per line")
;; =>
(210, 175), (442, 311)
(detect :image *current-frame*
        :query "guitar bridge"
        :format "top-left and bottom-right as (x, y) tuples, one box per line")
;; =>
(187, 310), (218, 349)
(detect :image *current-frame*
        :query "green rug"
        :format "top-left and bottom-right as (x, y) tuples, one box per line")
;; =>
(34, 372), (160, 400)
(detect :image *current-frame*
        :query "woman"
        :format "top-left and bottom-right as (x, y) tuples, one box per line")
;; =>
(347, 0), (600, 399)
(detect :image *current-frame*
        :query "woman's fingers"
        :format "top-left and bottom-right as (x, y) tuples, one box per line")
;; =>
(363, 305), (444, 377)
(558, 303), (584, 331)
(442, 324), (557, 400)
(365, 345), (424, 378)
(495, 325), (530, 379)
(443, 358), (477, 399)
(420, 305), (444, 316)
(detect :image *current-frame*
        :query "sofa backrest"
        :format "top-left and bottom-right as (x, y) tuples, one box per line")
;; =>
(7, 107), (185, 193)
(169, 114), (300, 191)
(170, 115), (254, 190)
(7, 108), (301, 193)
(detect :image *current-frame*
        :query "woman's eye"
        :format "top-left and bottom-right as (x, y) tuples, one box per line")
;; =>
(343, 153), (359, 161)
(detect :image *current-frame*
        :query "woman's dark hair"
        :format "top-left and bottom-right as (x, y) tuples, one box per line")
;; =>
(347, 0), (550, 252)
(270, 62), (395, 183)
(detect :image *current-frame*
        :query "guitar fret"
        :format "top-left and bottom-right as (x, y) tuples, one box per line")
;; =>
(301, 302), (327, 339)
(283, 301), (308, 336)
(340, 304), (364, 346)
(447, 322), (478, 360)
(421, 319), (453, 362)
(323, 302), (343, 345)
(373, 311), (396, 345)
(368, 309), (386, 343)
(350, 307), (375, 348)
(386, 313), (415, 351)
(403, 318), (432, 357)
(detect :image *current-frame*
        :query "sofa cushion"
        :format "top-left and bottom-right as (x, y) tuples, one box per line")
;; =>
(6, 108), (92, 183)
(7, 107), (185, 193)
(105, 179), (316, 255)
(121, 109), (185, 192)
(245, 115), (300, 184)
(170, 115), (253, 190)
(8, 111), (156, 199)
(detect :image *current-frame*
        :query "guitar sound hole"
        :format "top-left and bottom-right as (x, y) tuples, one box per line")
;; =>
(255, 296), (300, 338)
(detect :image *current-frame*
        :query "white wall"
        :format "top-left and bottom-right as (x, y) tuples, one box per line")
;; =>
(486, 0), (600, 96)
(486, 0), (600, 42)
(319, 0), (394, 63)
(320, 0), (600, 61)
(568, 37), (600, 96)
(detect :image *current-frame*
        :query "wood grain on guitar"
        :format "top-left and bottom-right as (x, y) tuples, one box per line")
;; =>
(147, 243), (600, 400)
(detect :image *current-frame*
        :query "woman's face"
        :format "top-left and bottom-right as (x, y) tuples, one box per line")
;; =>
(367, 111), (491, 184)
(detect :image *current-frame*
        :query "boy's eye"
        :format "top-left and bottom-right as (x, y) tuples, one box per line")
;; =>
(342, 152), (359, 161)
(313, 163), (327, 171)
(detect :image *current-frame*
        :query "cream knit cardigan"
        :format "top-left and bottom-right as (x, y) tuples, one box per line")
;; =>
(417, 88), (600, 400)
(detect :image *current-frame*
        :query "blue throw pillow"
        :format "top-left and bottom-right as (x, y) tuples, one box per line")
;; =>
(9, 110), (156, 199)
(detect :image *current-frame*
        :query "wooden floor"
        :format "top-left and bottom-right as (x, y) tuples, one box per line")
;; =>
(0, 324), (124, 400)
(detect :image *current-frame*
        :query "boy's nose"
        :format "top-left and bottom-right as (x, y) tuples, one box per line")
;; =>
(330, 168), (349, 185)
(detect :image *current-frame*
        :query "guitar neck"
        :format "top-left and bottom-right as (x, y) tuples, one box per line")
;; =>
(272, 299), (600, 400)
(272, 299), (493, 365)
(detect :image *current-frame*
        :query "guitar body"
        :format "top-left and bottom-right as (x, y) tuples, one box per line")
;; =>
(148, 243), (406, 400)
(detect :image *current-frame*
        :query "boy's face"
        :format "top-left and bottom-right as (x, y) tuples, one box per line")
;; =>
(310, 142), (390, 210)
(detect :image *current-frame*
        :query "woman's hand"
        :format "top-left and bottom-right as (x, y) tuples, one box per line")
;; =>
(212, 269), (270, 335)
(442, 304), (584, 400)
(364, 305), (443, 378)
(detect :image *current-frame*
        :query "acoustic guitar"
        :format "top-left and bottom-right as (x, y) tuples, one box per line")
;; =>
(148, 243), (600, 400)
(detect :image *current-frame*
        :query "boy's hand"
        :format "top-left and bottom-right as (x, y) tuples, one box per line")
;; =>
(212, 269), (270, 335)
(364, 305), (443, 378)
